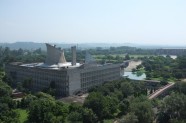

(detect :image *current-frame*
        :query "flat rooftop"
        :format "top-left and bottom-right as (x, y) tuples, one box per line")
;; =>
(9, 62), (115, 70)
(16, 62), (82, 70)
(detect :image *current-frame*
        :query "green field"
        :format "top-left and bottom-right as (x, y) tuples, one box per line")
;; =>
(129, 54), (154, 58)
(15, 109), (28, 123)
(93, 54), (154, 59)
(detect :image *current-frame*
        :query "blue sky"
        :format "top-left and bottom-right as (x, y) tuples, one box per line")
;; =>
(0, 0), (186, 45)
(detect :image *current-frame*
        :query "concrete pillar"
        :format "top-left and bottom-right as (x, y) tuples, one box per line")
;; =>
(71, 46), (76, 66)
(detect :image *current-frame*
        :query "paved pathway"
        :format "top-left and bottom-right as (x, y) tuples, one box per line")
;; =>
(148, 83), (175, 99)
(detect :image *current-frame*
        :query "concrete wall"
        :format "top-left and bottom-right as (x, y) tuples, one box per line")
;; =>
(5, 64), (69, 96)
(80, 64), (121, 92)
(68, 69), (81, 95)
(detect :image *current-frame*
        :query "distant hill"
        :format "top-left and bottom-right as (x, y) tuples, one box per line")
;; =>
(0, 42), (45, 50)
(0, 42), (137, 50)
(0, 42), (186, 50)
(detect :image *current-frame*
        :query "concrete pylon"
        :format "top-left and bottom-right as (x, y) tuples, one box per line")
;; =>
(85, 51), (96, 64)
(45, 43), (66, 65)
(71, 46), (76, 66)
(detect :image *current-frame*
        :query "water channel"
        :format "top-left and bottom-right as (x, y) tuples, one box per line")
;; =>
(161, 55), (177, 59)
(122, 60), (146, 80)
(123, 71), (146, 80)
(122, 55), (177, 80)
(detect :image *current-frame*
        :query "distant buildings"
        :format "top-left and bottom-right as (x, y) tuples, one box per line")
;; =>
(5, 43), (120, 97)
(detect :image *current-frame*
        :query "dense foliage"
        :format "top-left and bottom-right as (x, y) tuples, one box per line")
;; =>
(156, 82), (186, 123)
(28, 96), (68, 123)
(141, 55), (186, 81)
(0, 70), (19, 123)
(0, 46), (45, 66)
(76, 79), (153, 122)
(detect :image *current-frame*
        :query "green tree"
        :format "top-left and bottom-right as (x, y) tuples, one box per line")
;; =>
(0, 79), (19, 123)
(68, 103), (84, 122)
(158, 92), (186, 122)
(20, 94), (37, 108)
(119, 98), (130, 116)
(129, 96), (154, 123)
(160, 79), (168, 86)
(174, 82), (186, 95)
(0, 81), (12, 97)
(68, 111), (82, 123)
(2, 74), (13, 87)
(125, 54), (130, 60)
(121, 82), (134, 97)
(28, 99), (68, 123)
(82, 108), (98, 123)
(136, 64), (143, 70)
(54, 101), (69, 122)
(28, 99), (55, 123)
(177, 55), (186, 69)
(119, 112), (138, 123)
(0, 109), (20, 123)
(84, 92), (111, 122)
(36, 92), (55, 101)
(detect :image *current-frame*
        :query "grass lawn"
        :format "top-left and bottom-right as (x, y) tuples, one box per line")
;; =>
(15, 109), (28, 123)
(111, 54), (154, 58)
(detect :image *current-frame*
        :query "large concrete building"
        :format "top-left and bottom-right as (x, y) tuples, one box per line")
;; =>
(5, 43), (120, 97)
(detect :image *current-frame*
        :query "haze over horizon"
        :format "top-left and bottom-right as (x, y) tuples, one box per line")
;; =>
(0, 0), (186, 46)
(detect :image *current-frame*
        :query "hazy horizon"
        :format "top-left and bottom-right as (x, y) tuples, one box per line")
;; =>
(1, 41), (186, 47)
(1, 0), (186, 45)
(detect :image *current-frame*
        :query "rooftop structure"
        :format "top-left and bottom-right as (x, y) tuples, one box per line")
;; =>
(45, 43), (66, 65)
(5, 43), (121, 97)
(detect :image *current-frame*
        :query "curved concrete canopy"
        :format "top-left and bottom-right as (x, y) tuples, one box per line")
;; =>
(45, 43), (66, 65)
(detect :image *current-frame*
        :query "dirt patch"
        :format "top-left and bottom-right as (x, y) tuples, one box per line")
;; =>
(181, 79), (186, 82)
(124, 60), (142, 72)
(58, 93), (89, 104)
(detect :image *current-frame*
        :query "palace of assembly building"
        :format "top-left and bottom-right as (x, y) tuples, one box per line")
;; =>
(5, 43), (120, 97)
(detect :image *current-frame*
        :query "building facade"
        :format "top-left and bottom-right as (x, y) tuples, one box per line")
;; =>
(5, 44), (121, 97)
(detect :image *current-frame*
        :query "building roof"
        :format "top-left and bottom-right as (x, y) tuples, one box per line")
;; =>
(19, 62), (81, 70)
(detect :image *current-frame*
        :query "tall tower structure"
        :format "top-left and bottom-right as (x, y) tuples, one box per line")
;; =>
(71, 46), (76, 66)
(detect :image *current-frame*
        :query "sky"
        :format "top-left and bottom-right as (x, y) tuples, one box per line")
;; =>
(0, 0), (186, 45)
